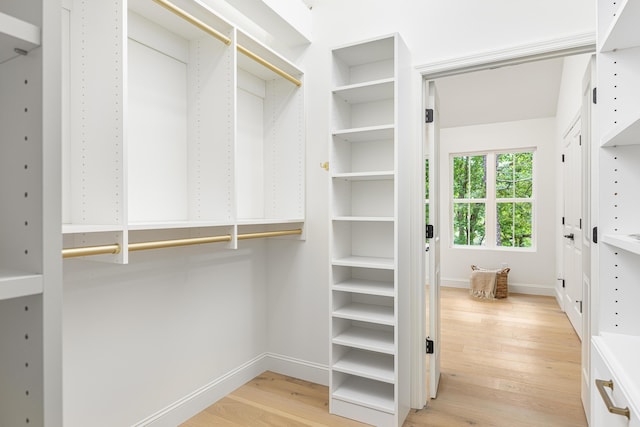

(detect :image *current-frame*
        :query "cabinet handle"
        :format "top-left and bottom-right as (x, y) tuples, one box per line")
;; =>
(596, 379), (630, 419)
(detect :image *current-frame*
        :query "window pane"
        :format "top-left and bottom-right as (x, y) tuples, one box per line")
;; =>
(453, 155), (486, 199)
(496, 153), (514, 198)
(453, 156), (468, 199)
(497, 202), (532, 247)
(453, 202), (486, 246)
(515, 152), (533, 198)
(425, 158), (429, 200)
(425, 203), (429, 225)
(469, 156), (487, 199)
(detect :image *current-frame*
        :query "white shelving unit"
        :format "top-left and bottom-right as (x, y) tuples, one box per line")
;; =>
(61, 0), (305, 262)
(329, 33), (411, 427)
(592, 0), (640, 424)
(1, 1), (61, 426)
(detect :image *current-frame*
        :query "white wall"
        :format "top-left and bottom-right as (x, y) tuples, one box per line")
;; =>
(437, 118), (557, 293)
(61, 1), (595, 425)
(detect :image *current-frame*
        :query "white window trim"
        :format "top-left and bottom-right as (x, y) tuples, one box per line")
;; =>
(450, 148), (537, 250)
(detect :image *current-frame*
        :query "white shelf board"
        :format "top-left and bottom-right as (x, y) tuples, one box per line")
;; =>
(332, 36), (394, 68)
(128, 220), (233, 231)
(236, 217), (304, 225)
(601, 233), (640, 255)
(332, 171), (394, 181)
(333, 78), (394, 104)
(332, 376), (394, 414)
(333, 278), (394, 297)
(0, 271), (43, 301)
(332, 125), (394, 142)
(601, 112), (640, 147)
(593, 333), (640, 407)
(333, 303), (394, 326)
(333, 326), (395, 354)
(333, 349), (394, 383)
(63, 224), (125, 234)
(332, 256), (394, 270)
(599, 0), (640, 52)
(0, 11), (40, 63)
(332, 216), (394, 222)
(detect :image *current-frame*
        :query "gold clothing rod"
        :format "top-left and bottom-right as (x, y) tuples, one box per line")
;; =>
(62, 244), (121, 259)
(237, 229), (303, 240)
(61, 229), (302, 258)
(237, 44), (302, 87)
(128, 235), (232, 252)
(152, 0), (232, 45)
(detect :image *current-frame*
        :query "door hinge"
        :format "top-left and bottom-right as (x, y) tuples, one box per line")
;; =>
(593, 226), (598, 243)
(557, 278), (565, 288)
(426, 224), (434, 239)
(593, 87), (597, 104)
(580, 218), (582, 230)
(579, 135), (582, 146)
(426, 338), (434, 354)
(562, 216), (565, 225)
(425, 108), (434, 123)
(577, 300), (583, 314)
(562, 154), (565, 163)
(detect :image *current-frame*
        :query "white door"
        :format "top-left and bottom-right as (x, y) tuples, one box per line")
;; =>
(426, 80), (441, 399)
(562, 119), (583, 340)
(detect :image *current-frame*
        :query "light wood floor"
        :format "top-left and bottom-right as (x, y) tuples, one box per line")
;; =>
(182, 288), (587, 426)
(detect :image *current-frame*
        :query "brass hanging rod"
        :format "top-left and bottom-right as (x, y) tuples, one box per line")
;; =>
(236, 44), (302, 87)
(237, 229), (303, 240)
(61, 229), (303, 258)
(151, 0), (301, 87)
(151, 0), (232, 45)
(62, 244), (121, 259)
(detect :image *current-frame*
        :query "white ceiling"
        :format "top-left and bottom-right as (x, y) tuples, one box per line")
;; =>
(435, 57), (565, 128)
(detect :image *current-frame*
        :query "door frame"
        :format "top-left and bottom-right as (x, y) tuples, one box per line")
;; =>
(410, 32), (596, 409)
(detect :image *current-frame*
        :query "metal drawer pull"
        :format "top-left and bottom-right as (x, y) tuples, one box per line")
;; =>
(596, 379), (630, 419)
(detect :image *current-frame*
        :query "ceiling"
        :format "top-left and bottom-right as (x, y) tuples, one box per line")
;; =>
(435, 57), (565, 128)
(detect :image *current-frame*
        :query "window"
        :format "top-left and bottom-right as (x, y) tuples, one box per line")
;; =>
(451, 150), (534, 248)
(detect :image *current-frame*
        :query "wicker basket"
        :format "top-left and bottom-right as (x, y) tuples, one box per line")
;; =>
(471, 265), (510, 299)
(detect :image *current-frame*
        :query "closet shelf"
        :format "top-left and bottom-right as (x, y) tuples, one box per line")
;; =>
(0, 271), (43, 301)
(332, 376), (395, 414)
(332, 256), (394, 269)
(601, 233), (640, 255)
(333, 78), (394, 104)
(333, 303), (394, 326)
(128, 220), (233, 231)
(599, 0), (640, 52)
(593, 333), (640, 404)
(332, 125), (394, 142)
(333, 326), (394, 354)
(332, 171), (394, 181)
(63, 224), (125, 234)
(332, 216), (394, 223)
(333, 278), (394, 297)
(237, 218), (305, 225)
(0, 11), (40, 63)
(333, 350), (394, 383)
(601, 112), (640, 147)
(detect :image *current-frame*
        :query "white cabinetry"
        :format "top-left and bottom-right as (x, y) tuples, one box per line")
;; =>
(329, 34), (411, 427)
(592, 0), (640, 424)
(1, 1), (61, 426)
(61, 0), (304, 261)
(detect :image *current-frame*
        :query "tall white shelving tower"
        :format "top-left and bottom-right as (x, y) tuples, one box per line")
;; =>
(329, 33), (412, 427)
(0, 1), (62, 426)
(591, 0), (640, 424)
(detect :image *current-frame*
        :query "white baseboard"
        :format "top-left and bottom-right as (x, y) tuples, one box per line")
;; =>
(265, 352), (329, 386)
(555, 286), (565, 311)
(133, 353), (329, 426)
(442, 278), (556, 296)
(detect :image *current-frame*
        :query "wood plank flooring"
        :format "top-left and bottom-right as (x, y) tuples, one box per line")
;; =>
(182, 287), (587, 426)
